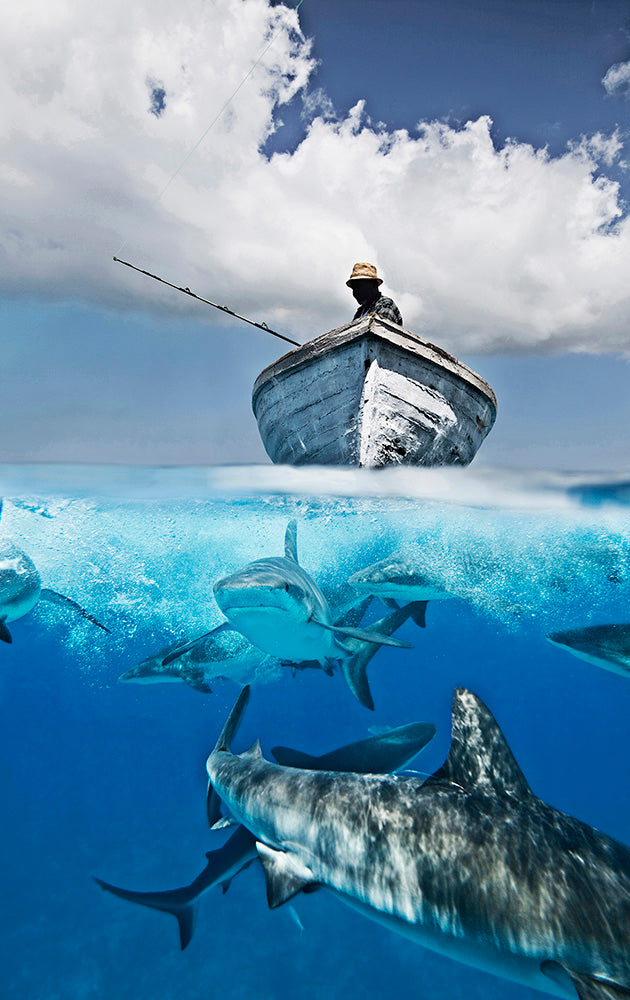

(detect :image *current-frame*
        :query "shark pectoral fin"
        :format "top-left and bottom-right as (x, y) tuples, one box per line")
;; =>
(316, 620), (412, 648)
(207, 780), (224, 829)
(39, 589), (111, 633)
(272, 721), (436, 773)
(162, 623), (232, 666)
(0, 616), (12, 644)
(542, 961), (630, 1000)
(185, 668), (212, 694)
(256, 843), (316, 909)
(340, 653), (374, 711)
(209, 815), (237, 831)
(271, 746), (318, 768)
(316, 722), (436, 772)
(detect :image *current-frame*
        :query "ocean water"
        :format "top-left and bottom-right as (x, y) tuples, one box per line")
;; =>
(1, 463), (630, 1000)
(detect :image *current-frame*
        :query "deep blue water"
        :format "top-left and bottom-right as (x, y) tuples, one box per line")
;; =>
(2, 465), (630, 1000)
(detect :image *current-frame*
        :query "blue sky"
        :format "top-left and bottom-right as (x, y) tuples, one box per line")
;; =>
(1, 0), (629, 469)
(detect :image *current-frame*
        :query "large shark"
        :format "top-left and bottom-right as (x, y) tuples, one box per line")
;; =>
(125, 598), (423, 710)
(0, 538), (110, 643)
(162, 522), (414, 707)
(547, 624), (630, 678)
(197, 686), (630, 1000)
(94, 715), (437, 949)
(348, 554), (455, 625)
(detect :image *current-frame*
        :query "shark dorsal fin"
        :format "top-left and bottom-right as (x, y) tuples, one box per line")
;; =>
(284, 520), (299, 563)
(428, 688), (531, 798)
(241, 739), (263, 759)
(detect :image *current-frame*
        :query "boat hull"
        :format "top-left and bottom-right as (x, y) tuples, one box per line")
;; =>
(252, 316), (497, 468)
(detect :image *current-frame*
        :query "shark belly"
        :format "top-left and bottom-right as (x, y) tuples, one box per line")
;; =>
(221, 606), (335, 662)
(547, 639), (630, 677)
(334, 892), (572, 998)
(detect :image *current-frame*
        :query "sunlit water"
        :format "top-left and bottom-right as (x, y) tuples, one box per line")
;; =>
(1, 464), (630, 1000)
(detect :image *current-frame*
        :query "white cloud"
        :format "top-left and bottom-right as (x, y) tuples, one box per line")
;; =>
(602, 59), (630, 99)
(1, 0), (630, 355)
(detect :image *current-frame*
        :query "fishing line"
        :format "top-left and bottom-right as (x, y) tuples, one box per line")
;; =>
(113, 256), (300, 346)
(116, 0), (305, 258)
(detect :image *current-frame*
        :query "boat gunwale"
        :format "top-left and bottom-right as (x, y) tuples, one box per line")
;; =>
(251, 315), (498, 414)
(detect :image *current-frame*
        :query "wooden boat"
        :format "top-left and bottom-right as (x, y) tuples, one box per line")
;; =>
(252, 314), (497, 468)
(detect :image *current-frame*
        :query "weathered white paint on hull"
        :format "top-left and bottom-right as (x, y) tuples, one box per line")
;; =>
(252, 316), (497, 468)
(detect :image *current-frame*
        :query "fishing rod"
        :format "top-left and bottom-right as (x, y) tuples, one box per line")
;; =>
(113, 257), (301, 347)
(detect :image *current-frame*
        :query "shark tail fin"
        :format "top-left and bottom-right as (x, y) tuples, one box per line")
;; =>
(340, 651), (375, 710)
(93, 877), (198, 950)
(382, 599), (428, 629)
(94, 826), (258, 951)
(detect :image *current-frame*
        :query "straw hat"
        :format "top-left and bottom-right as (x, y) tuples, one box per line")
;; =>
(346, 262), (383, 286)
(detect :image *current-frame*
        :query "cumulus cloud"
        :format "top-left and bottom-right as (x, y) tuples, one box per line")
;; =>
(602, 59), (630, 99)
(2, 0), (630, 355)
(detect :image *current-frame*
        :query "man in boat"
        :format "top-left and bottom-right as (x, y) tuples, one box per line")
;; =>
(347, 262), (403, 325)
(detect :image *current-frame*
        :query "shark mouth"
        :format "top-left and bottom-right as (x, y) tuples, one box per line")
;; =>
(215, 588), (308, 617)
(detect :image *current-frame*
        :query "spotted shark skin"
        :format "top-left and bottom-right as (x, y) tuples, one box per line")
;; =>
(206, 688), (630, 1000)
(94, 716), (437, 949)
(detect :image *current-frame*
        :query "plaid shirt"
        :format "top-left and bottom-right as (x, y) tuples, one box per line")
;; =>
(353, 293), (403, 326)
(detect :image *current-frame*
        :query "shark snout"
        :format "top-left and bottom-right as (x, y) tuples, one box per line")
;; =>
(214, 567), (308, 615)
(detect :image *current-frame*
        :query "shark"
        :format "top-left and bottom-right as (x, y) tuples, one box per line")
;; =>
(161, 522), (414, 708)
(547, 624), (630, 678)
(123, 597), (422, 710)
(119, 630), (273, 694)
(94, 715), (437, 949)
(195, 686), (630, 1000)
(124, 598), (423, 711)
(348, 555), (455, 625)
(0, 537), (110, 643)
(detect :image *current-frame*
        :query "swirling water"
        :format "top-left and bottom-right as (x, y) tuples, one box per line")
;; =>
(1, 464), (630, 1000)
